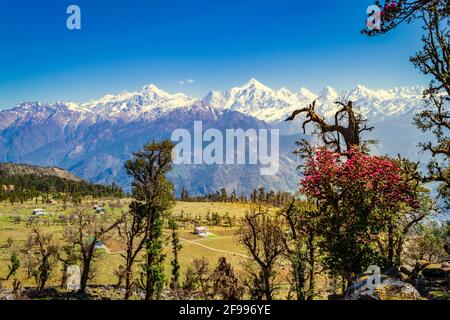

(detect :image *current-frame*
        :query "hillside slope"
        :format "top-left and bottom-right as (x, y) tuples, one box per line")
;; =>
(0, 163), (82, 182)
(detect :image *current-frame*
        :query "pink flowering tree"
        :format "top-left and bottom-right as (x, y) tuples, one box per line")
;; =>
(301, 147), (419, 283)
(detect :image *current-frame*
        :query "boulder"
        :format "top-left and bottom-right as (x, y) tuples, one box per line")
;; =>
(414, 262), (450, 298)
(400, 265), (414, 275)
(1, 294), (16, 301)
(421, 264), (450, 278)
(345, 275), (423, 300)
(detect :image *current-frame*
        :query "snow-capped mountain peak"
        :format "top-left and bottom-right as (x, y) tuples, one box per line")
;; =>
(239, 78), (273, 92)
(74, 84), (196, 119)
(202, 80), (425, 123)
(141, 83), (160, 92)
(298, 87), (318, 101)
(201, 79), (303, 122)
(277, 87), (295, 97)
(3, 79), (426, 125)
(203, 90), (228, 108)
(319, 86), (339, 102)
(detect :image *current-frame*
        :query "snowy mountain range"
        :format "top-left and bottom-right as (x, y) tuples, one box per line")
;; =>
(0, 79), (428, 195)
(14, 78), (424, 124)
(202, 78), (425, 123)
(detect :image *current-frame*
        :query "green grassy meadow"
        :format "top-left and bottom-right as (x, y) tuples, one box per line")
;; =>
(0, 199), (254, 289)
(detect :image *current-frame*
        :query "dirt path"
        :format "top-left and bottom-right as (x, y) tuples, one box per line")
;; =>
(179, 236), (251, 259)
(187, 235), (234, 242)
(102, 235), (250, 259)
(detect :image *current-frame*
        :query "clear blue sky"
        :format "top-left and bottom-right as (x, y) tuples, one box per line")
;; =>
(0, 0), (425, 109)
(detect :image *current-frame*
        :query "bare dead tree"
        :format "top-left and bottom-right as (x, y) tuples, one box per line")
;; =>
(117, 204), (148, 300)
(279, 199), (320, 300)
(31, 228), (59, 291)
(239, 207), (285, 300)
(64, 209), (124, 294)
(286, 99), (374, 155)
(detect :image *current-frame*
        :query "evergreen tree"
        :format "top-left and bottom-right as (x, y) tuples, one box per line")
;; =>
(125, 140), (175, 300)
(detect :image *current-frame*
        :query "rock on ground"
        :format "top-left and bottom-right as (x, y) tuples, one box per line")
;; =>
(345, 275), (423, 300)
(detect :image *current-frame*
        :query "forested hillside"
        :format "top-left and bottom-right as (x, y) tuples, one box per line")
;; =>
(0, 163), (125, 201)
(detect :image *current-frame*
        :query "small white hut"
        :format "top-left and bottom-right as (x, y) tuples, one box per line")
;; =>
(194, 226), (208, 237)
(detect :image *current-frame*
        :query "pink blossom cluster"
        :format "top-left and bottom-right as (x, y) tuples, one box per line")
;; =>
(301, 148), (419, 211)
(385, 2), (398, 10)
(381, 1), (399, 19)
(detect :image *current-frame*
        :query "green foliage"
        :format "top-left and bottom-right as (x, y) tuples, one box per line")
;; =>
(140, 213), (165, 299)
(0, 170), (125, 204)
(169, 219), (182, 291)
(6, 252), (20, 280)
(406, 220), (450, 263)
(184, 187), (292, 206)
(210, 257), (244, 300)
(182, 257), (211, 298)
(364, 0), (450, 208)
